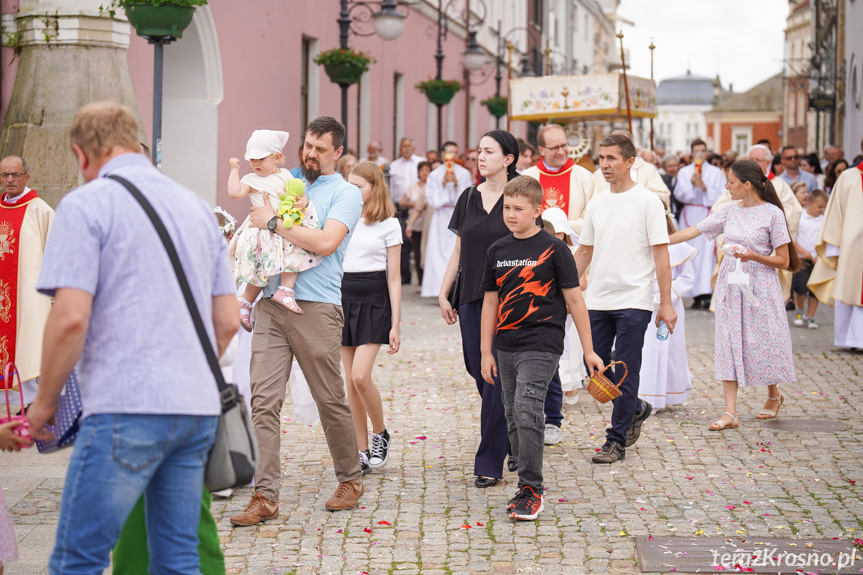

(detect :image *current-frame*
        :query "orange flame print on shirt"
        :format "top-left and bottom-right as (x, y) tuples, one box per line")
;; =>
(496, 246), (555, 331)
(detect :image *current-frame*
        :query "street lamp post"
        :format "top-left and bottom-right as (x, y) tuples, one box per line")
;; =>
(336, 0), (407, 143)
(435, 0), (445, 152)
(148, 36), (174, 169)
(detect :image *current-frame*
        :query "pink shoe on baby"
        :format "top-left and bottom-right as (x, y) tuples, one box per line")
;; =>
(273, 286), (303, 315)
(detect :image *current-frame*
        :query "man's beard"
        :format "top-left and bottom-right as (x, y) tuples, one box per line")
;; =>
(305, 161), (322, 183)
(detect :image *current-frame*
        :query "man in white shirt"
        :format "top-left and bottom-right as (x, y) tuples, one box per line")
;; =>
(673, 138), (726, 309)
(421, 141), (473, 298)
(361, 141), (388, 168)
(591, 131), (670, 209)
(388, 138), (426, 284)
(574, 133), (676, 464)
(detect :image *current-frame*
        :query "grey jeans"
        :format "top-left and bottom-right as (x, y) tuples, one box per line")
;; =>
(497, 350), (561, 491)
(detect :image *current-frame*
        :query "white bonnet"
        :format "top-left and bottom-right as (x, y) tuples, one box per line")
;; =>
(245, 130), (290, 161)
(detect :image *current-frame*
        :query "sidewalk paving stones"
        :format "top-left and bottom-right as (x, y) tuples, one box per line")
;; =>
(1, 291), (861, 574)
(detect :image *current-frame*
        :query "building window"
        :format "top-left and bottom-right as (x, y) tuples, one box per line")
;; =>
(788, 91), (796, 129)
(393, 72), (404, 154)
(731, 126), (752, 155)
(797, 92), (806, 127)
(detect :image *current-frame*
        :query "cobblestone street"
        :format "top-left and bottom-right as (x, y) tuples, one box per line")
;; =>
(3, 291), (862, 575)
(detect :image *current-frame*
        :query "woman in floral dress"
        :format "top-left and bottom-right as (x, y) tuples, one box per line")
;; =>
(670, 160), (800, 431)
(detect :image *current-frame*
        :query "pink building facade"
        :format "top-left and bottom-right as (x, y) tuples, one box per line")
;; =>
(0, 1), (523, 212)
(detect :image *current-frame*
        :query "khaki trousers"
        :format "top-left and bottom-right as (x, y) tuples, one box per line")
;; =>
(250, 298), (361, 502)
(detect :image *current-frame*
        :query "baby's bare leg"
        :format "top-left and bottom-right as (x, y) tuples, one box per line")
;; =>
(279, 272), (298, 291)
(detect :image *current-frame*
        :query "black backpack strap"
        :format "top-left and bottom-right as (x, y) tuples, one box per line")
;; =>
(106, 175), (232, 404)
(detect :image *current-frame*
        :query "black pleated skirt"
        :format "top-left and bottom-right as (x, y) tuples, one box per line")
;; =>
(341, 271), (391, 346)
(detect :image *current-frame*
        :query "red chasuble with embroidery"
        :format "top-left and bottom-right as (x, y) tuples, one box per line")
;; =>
(0, 190), (38, 368)
(535, 158), (577, 216)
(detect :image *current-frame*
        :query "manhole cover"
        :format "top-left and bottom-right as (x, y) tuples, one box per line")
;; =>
(762, 418), (850, 432)
(636, 536), (860, 573)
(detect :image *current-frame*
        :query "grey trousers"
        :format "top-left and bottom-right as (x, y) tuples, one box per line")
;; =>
(497, 350), (561, 491)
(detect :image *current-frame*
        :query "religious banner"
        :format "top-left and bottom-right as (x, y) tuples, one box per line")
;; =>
(508, 73), (657, 122)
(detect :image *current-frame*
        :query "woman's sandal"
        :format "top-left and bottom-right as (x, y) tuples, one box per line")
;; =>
(756, 394), (784, 419)
(273, 286), (304, 315)
(238, 297), (253, 332)
(709, 412), (738, 431)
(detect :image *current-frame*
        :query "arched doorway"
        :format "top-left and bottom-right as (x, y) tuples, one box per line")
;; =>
(161, 7), (223, 205)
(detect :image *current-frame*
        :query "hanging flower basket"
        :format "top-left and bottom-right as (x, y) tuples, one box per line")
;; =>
(102, 0), (207, 38)
(417, 79), (461, 105)
(481, 95), (508, 118)
(314, 48), (373, 86)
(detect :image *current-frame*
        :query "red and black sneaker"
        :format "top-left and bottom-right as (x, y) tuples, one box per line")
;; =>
(510, 486), (543, 520)
(507, 487), (523, 510)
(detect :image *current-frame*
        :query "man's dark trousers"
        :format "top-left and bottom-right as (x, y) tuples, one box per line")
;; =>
(588, 308), (652, 446)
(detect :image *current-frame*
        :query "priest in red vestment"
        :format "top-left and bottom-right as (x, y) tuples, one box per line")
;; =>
(521, 124), (595, 234)
(0, 155), (53, 403)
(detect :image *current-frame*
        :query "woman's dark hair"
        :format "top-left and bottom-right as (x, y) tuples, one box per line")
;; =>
(729, 160), (800, 273)
(824, 158), (849, 190)
(802, 153), (823, 174)
(481, 130), (519, 180)
(771, 153), (783, 175)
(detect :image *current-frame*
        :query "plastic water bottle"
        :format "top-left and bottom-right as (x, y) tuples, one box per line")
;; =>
(656, 320), (669, 341)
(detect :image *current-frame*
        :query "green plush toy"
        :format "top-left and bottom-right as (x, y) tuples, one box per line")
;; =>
(278, 179), (306, 229)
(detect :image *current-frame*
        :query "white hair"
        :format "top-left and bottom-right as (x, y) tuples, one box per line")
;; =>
(747, 144), (771, 160)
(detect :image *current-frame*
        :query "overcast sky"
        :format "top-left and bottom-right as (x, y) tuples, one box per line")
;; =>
(616, 0), (788, 92)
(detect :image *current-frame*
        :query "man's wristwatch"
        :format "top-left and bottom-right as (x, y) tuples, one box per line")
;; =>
(267, 216), (279, 232)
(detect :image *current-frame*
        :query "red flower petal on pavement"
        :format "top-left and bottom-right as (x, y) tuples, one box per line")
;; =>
(726, 505), (736, 509)
(743, 501), (752, 504)
(686, 477), (694, 480)
(476, 522), (484, 526)
(363, 527), (372, 533)
(461, 524), (472, 529)
(378, 521), (391, 525)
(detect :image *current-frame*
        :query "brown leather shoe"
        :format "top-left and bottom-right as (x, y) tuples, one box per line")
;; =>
(230, 492), (279, 526)
(325, 479), (364, 511)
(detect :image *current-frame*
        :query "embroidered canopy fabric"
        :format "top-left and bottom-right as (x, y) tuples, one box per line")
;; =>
(508, 73), (657, 122)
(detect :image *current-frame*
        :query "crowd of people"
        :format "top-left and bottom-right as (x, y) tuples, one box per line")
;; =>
(0, 98), (860, 571)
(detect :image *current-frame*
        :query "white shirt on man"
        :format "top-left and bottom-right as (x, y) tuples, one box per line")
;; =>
(388, 154), (425, 204)
(578, 183), (669, 311)
(362, 155), (389, 168)
(342, 217), (403, 273)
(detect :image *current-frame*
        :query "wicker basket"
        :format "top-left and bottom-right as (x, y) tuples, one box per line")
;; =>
(587, 361), (628, 403)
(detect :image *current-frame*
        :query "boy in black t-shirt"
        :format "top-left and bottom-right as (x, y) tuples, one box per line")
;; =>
(480, 176), (603, 521)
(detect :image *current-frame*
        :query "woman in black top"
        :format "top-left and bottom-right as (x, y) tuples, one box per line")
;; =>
(438, 130), (518, 488)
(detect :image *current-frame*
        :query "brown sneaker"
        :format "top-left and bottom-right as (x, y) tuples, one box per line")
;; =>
(229, 492), (279, 526)
(325, 479), (364, 511)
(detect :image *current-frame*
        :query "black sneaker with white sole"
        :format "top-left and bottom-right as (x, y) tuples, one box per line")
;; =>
(625, 400), (652, 447)
(359, 450), (371, 474)
(369, 429), (390, 468)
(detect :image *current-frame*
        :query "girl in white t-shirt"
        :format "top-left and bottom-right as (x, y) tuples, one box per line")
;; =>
(342, 161), (403, 473)
(228, 130), (323, 328)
